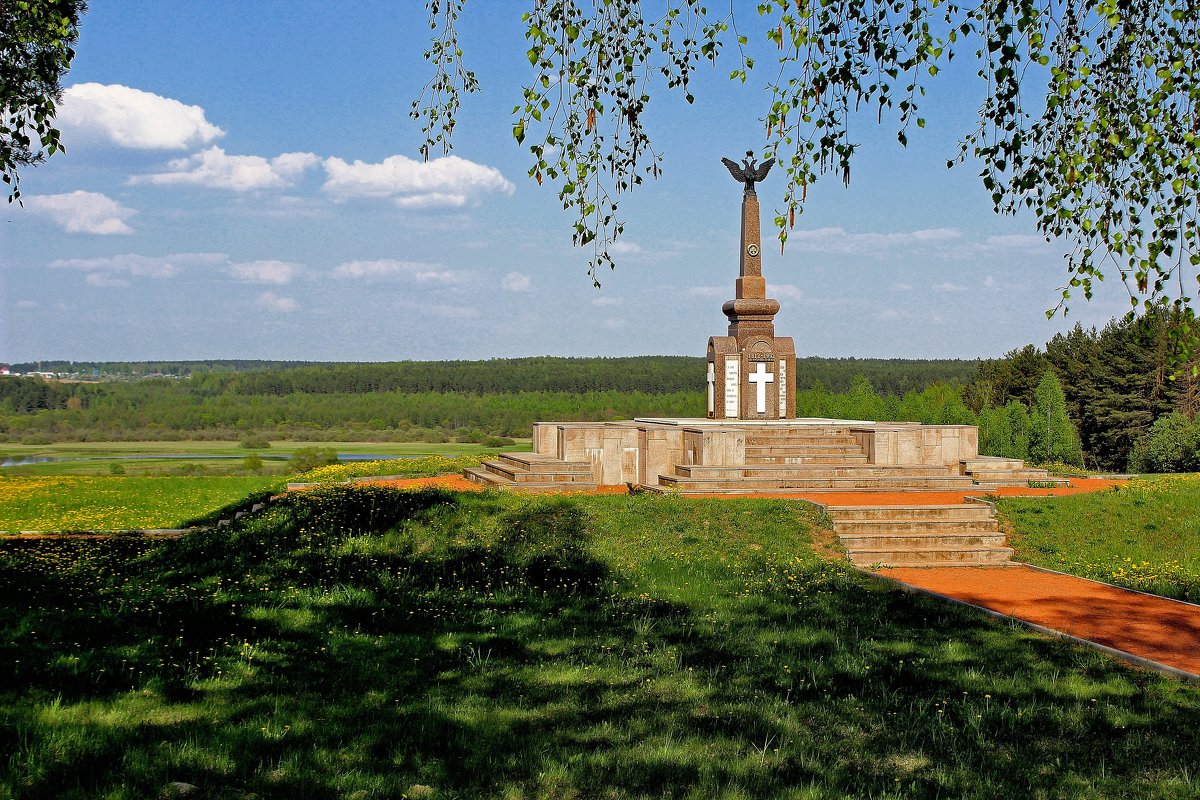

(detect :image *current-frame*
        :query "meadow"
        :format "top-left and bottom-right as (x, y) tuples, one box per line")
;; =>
(2, 486), (1197, 799)
(0, 452), (491, 531)
(1001, 474), (1200, 602)
(0, 476), (281, 531)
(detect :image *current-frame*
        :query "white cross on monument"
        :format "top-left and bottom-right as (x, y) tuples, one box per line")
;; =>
(706, 362), (716, 414)
(748, 361), (774, 414)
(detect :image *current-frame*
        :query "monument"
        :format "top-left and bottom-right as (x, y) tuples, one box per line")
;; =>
(707, 152), (796, 420)
(464, 151), (1060, 508)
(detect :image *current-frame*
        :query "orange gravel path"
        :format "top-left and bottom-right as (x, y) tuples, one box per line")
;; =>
(881, 565), (1200, 677)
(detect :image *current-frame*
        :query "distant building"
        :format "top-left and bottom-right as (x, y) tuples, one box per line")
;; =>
(0, 365), (10, 376)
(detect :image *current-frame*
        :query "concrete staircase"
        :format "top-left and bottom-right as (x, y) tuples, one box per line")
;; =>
(463, 453), (599, 493)
(824, 502), (1014, 567)
(959, 456), (1070, 487)
(653, 430), (986, 494)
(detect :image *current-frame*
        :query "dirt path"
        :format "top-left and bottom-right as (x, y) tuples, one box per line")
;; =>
(881, 565), (1200, 678)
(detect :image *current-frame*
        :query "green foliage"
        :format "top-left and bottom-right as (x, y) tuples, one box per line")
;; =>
(0, 0), (84, 202)
(1128, 412), (1200, 473)
(1004, 475), (1200, 601)
(238, 435), (271, 449)
(106, 462), (124, 476)
(1029, 371), (1084, 467)
(2, 489), (1198, 797)
(242, 452), (264, 473)
(287, 446), (338, 474)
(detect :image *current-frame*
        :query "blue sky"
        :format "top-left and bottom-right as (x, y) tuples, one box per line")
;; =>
(1, 2), (1134, 363)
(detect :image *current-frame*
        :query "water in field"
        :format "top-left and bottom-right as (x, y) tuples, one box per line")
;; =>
(0, 453), (413, 467)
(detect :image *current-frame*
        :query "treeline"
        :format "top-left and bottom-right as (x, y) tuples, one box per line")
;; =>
(965, 307), (1200, 471)
(1, 389), (704, 443)
(5, 356), (978, 396)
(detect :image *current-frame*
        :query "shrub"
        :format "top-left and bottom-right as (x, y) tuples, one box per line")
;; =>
(21, 434), (52, 445)
(243, 452), (264, 472)
(239, 435), (271, 449)
(288, 446), (339, 474)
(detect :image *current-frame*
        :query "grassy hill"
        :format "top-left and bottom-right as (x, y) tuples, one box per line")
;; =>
(2, 487), (1196, 798)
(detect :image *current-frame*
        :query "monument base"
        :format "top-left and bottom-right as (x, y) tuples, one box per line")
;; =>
(463, 418), (1067, 494)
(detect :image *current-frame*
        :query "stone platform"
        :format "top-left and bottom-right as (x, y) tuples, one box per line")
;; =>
(464, 418), (1063, 494)
(463, 417), (1067, 566)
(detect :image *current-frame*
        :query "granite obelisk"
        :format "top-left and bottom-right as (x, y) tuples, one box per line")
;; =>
(707, 152), (796, 420)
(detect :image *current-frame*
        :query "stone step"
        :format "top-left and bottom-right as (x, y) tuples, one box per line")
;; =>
(674, 464), (957, 479)
(825, 504), (994, 521)
(838, 532), (1008, 550)
(960, 457), (1025, 471)
(483, 461), (595, 483)
(745, 444), (865, 456)
(498, 453), (592, 474)
(747, 454), (871, 464)
(833, 519), (1000, 535)
(965, 470), (1070, 485)
(463, 467), (599, 493)
(845, 546), (1014, 567)
(656, 475), (978, 492)
(744, 434), (858, 446)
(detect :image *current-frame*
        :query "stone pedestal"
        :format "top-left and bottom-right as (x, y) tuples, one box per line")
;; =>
(706, 184), (796, 419)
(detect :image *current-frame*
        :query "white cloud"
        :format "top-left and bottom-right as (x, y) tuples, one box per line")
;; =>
(59, 83), (224, 149)
(322, 154), (515, 207)
(24, 191), (136, 235)
(85, 273), (130, 287)
(687, 286), (725, 297)
(984, 234), (1048, 251)
(768, 283), (804, 303)
(331, 259), (463, 284)
(502, 271), (533, 292)
(50, 252), (226, 280)
(786, 227), (963, 256)
(984, 275), (997, 288)
(893, 282), (913, 292)
(256, 291), (298, 313)
(932, 282), (968, 293)
(226, 260), (301, 285)
(609, 240), (643, 256)
(16, 300), (38, 309)
(603, 318), (625, 330)
(134, 146), (320, 191)
(592, 296), (621, 306)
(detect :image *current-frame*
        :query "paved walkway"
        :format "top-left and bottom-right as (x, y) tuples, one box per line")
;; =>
(880, 565), (1200, 678)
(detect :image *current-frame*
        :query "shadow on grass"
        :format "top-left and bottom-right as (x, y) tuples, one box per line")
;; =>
(2, 487), (1198, 799)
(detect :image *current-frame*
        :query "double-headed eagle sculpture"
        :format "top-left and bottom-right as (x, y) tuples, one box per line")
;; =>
(721, 150), (775, 195)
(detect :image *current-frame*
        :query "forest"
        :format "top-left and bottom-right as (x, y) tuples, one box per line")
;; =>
(4, 318), (1199, 472)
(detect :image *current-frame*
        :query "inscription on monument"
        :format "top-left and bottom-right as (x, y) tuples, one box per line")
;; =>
(724, 360), (739, 417)
(778, 361), (787, 417)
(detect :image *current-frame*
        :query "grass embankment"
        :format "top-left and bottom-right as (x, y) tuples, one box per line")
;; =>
(1002, 474), (1200, 602)
(2, 487), (1197, 799)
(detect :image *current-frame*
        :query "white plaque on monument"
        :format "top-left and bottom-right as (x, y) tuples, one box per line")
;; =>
(707, 362), (715, 414)
(724, 360), (739, 417)
(778, 361), (787, 417)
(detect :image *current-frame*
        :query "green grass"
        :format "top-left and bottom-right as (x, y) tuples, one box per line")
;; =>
(0, 440), (531, 477)
(0, 476), (283, 531)
(2, 487), (1197, 799)
(1001, 473), (1200, 601)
